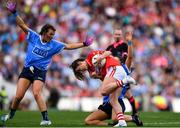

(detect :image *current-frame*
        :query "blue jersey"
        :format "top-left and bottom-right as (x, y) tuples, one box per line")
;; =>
(103, 64), (130, 103)
(24, 29), (66, 70)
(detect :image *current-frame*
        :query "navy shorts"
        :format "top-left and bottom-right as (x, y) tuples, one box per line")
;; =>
(19, 66), (47, 83)
(98, 99), (125, 119)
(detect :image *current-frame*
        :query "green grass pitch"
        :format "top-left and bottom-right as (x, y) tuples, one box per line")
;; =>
(1, 110), (180, 127)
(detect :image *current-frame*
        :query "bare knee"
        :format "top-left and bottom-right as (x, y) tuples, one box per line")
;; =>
(33, 92), (41, 100)
(84, 118), (92, 125)
(85, 119), (99, 126)
(85, 116), (100, 125)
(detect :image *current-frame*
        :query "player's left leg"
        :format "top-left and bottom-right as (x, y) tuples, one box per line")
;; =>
(126, 89), (143, 126)
(32, 80), (51, 126)
(126, 90), (137, 115)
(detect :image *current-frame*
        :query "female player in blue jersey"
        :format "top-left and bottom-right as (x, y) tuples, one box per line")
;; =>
(1, 1), (93, 126)
(84, 31), (143, 126)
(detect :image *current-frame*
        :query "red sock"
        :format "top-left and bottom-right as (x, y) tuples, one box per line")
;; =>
(117, 112), (125, 121)
(128, 96), (137, 115)
(129, 96), (135, 103)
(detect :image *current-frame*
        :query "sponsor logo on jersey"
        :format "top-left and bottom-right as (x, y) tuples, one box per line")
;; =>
(32, 47), (48, 57)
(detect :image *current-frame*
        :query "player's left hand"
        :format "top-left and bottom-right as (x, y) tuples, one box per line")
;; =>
(83, 36), (94, 46)
(125, 31), (133, 42)
(6, 0), (17, 13)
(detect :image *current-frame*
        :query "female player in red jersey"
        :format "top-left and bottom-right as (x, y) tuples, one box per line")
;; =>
(83, 31), (143, 126)
(106, 29), (143, 126)
(70, 49), (136, 126)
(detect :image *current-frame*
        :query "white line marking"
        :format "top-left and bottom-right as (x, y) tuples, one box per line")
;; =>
(144, 122), (180, 125)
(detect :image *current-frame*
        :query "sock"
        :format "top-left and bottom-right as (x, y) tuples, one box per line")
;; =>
(116, 79), (123, 87)
(9, 109), (16, 119)
(41, 111), (49, 121)
(128, 96), (137, 115)
(117, 112), (125, 121)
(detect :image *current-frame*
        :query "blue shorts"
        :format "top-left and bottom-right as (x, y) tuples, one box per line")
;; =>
(19, 66), (47, 83)
(120, 84), (131, 97)
(98, 99), (125, 119)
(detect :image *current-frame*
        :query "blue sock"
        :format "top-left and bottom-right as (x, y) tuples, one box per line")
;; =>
(41, 111), (49, 121)
(9, 109), (16, 119)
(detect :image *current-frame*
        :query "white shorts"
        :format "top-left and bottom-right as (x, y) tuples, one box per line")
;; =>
(105, 66), (128, 87)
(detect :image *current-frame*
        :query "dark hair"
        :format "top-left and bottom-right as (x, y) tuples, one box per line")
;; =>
(70, 58), (85, 80)
(39, 24), (56, 35)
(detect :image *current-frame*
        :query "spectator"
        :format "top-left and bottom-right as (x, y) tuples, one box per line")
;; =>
(0, 86), (8, 110)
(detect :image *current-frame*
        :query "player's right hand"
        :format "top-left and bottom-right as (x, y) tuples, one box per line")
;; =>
(6, 0), (16, 13)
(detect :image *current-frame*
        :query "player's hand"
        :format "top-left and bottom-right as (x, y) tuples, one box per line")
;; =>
(125, 31), (133, 42)
(83, 36), (94, 46)
(6, 0), (17, 13)
(91, 71), (102, 79)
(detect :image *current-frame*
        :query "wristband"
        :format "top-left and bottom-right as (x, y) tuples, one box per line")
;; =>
(128, 41), (132, 45)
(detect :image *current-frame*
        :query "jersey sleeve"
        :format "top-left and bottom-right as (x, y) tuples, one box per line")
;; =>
(54, 41), (66, 54)
(26, 29), (39, 44)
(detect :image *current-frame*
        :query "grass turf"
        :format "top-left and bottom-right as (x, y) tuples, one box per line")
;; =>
(0, 110), (180, 127)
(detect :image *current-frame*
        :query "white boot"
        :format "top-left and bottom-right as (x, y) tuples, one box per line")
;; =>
(40, 120), (52, 126)
(113, 120), (127, 127)
(1, 114), (10, 122)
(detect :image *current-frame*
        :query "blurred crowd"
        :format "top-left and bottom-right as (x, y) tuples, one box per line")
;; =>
(0, 0), (180, 111)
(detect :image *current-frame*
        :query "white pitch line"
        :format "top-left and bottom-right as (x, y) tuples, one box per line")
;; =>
(144, 122), (180, 125)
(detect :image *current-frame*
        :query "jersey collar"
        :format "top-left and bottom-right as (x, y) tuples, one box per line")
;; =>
(40, 35), (49, 45)
(112, 40), (124, 48)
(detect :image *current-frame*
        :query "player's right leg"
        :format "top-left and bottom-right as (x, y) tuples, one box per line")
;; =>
(1, 78), (31, 122)
(109, 88), (127, 127)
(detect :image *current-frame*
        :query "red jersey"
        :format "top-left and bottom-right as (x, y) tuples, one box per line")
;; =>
(86, 50), (120, 80)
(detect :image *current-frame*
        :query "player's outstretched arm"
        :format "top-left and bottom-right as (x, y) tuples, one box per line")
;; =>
(125, 31), (133, 69)
(64, 36), (93, 50)
(6, 1), (29, 34)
